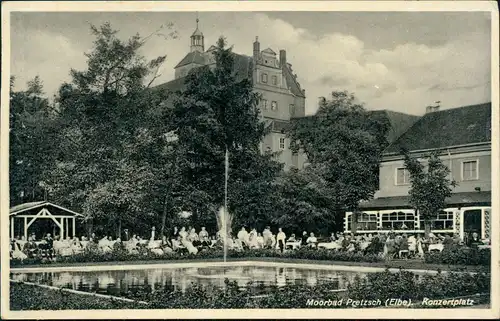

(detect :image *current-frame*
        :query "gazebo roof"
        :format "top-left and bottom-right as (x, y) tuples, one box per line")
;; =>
(9, 201), (83, 217)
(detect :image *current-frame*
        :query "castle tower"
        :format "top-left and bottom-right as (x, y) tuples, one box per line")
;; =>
(190, 17), (204, 52)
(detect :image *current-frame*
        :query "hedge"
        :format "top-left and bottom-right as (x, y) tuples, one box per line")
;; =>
(424, 247), (490, 266)
(10, 247), (383, 267)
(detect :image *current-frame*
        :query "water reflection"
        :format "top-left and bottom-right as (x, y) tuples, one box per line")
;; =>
(10, 266), (364, 297)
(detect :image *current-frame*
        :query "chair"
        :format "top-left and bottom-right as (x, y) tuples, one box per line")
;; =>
(399, 250), (409, 259)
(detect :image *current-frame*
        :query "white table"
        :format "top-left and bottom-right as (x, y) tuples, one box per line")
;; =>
(428, 243), (444, 252)
(285, 241), (301, 250)
(317, 242), (342, 250)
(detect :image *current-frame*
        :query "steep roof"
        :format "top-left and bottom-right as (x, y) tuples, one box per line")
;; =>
(359, 191), (491, 209)
(384, 102), (491, 154)
(10, 201), (84, 217)
(282, 64), (305, 98)
(369, 110), (420, 144)
(163, 49), (304, 99)
(154, 77), (187, 93)
(191, 26), (203, 37)
(174, 51), (206, 69)
(158, 53), (253, 93)
(262, 48), (276, 55)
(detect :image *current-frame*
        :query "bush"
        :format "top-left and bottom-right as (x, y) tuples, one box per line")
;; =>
(10, 247), (383, 267)
(424, 247), (490, 266)
(347, 268), (491, 302)
(10, 282), (141, 310)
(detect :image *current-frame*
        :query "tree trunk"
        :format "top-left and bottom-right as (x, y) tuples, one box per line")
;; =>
(117, 218), (122, 239)
(87, 219), (93, 238)
(424, 219), (431, 238)
(160, 194), (169, 238)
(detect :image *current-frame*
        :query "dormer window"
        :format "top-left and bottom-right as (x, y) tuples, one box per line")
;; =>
(261, 73), (268, 83)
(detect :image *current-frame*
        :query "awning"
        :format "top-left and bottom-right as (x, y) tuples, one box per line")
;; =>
(359, 191), (491, 210)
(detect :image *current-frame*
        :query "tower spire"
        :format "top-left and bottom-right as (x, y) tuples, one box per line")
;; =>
(190, 13), (204, 52)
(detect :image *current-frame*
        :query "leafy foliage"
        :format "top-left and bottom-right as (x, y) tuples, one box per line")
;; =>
(9, 76), (58, 205)
(269, 167), (338, 235)
(347, 268), (490, 302)
(403, 150), (457, 236)
(425, 247), (490, 266)
(39, 23), (174, 235)
(170, 37), (282, 231)
(288, 91), (390, 231)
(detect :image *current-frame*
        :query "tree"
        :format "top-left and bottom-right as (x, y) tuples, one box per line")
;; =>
(289, 91), (390, 233)
(269, 166), (338, 235)
(170, 37), (282, 232)
(9, 76), (58, 205)
(403, 150), (457, 237)
(45, 22), (175, 236)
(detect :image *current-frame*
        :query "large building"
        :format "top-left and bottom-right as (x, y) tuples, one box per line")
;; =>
(344, 103), (492, 240)
(155, 19), (308, 170)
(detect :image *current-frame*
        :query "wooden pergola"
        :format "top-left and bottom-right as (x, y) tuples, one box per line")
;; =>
(9, 201), (84, 239)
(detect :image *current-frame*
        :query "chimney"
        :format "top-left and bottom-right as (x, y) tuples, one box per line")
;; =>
(253, 36), (260, 62)
(426, 105), (441, 114)
(279, 49), (287, 68)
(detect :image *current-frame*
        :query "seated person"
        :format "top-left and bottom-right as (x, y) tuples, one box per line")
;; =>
(467, 232), (483, 247)
(10, 240), (28, 261)
(112, 238), (124, 252)
(200, 235), (210, 248)
(247, 230), (259, 249)
(341, 235), (351, 251)
(23, 236), (38, 258)
(399, 235), (410, 258)
(306, 233), (318, 248)
(71, 237), (84, 254)
(329, 233), (336, 243)
(171, 236), (181, 250)
(256, 233), (264, 249)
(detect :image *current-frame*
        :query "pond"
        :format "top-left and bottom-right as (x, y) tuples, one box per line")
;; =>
(10, 263), (366, 297)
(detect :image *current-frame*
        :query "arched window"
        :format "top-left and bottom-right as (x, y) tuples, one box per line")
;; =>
(381, 211), (415, 230)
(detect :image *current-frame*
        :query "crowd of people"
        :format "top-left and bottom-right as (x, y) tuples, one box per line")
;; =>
(9, 225), (490, 262)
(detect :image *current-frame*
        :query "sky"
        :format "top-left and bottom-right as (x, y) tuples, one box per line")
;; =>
(10, 11), (492, 115)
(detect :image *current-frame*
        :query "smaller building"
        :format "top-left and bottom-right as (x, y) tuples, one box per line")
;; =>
(345, 102), (492, 240)
(9, 201), (84, 240)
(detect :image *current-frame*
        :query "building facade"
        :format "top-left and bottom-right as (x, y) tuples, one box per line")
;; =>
(156, 20), (308, 170)
(344, 103), (492, 240)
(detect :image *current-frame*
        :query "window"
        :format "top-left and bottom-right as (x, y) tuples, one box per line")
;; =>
(395, 167), (410, 185)
(271, 75), (277, 85)
(431, 211), (454, 230)
(279, 137), (285, 150)
(261, 73), (268, 83)
(289, 104), (295, 116)
(262, 99), (268, 110)
(462, 160), (478, 180)
(271, 101), (278, 111)
(381, 212), (415, 230)
(357, 213), (378, 231)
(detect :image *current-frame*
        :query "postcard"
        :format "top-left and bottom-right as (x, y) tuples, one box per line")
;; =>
(1, 1), (498, 319)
